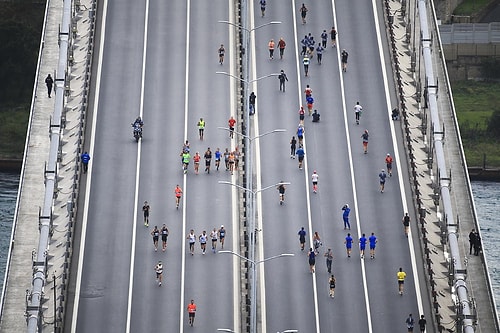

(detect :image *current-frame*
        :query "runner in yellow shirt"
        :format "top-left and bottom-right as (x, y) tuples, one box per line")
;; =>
(397, 267), (407, 295)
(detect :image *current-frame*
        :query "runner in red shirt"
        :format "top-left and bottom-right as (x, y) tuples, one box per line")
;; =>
(228, 116), (236, 138)
(187, 300), (197, 326)
(385, 153), (394, 176)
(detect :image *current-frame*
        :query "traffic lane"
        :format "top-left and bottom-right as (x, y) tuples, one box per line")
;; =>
(76, 0), (148, 328)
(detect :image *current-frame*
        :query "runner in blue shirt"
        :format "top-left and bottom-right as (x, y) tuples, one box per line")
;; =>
(359, 233), (367, 259)
(369, 232), (377, 259)
(298, 227), (307, 251)
(296, 145), (305, 169)
(308, 248), (316, 273)
(379, 169), (387, 193)
(344, 233), (353, 258)
(214, 148), (222, 171)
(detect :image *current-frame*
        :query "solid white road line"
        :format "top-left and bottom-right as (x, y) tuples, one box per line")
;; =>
(125, 0), (149, 330)
(70, 0), (109, 331)
(227, 0), (241, 331)
(291, 1), (321, 332)
(179, 1), (191, 332)
(331, 0), (374, 332)
(370, 0), (425, 315)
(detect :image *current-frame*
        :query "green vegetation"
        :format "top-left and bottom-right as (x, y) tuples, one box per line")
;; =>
(0, 2), (44, 159)
(452, 81), (500, 168)
(453, 0), (493, 16)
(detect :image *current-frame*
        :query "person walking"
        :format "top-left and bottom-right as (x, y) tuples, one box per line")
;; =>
(321, 30), (328, 48)
(397, 267), (407, 295)
(81, 151), (90, 173)
(473, 230), (482, 256)
(142, 200), (150, 226)
(354, 101), (363, 125)
(260, 0), (266, 17)
(308, 248), (316, 273)
(330, 27), (337, 47)
(341, 49), (349, 71)
(249, 92), (256, 114)
(369, 232), (377, 259)
(161, 224), (169, 251)
(45, 74), (54, 98)
(218, 44), (225, 65)
(300, 3), (308, 24)
(359, 233), (367, 259)
(187, 229), (196, 255)
(344, 233), (353, 258)
(296, 145), (305, 169)
(277, 37), (286, 59)
(311, 170), (319, 193)
(268, 39), (275, 59)
(329, 274), (336, 298)
(469, 229), (476, 255)
(197, 118), (205, 140)
(303, 54), (310, 76)
(224, 148), (230, 170)
(418, 315), (427, 333)
(151, 226), (160, 251)
(187, 300), (197, 326)
(154, 261), (163, 286)
(324, 248), (333, 273)
(361, 130), (369, 153)
(385, 153), (394, 176)
(298, 227), (307, 251)
(342, 204), (351, 229)
(316, 44), (324, 64)
(402, 213), (410, 236)
(379, 169), (387, 193)
(290, 136), (297, 158)
(406, 313), (415, 332)
(278, 69), (288, 92)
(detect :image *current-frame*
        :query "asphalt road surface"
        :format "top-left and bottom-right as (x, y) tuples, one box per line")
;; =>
(69, 0), (433, 332)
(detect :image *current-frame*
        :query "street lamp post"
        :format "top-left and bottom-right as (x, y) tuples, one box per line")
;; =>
(219, 250), (294, 333)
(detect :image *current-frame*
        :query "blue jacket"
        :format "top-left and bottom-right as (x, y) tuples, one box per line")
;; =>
(81, 153), (90, 164)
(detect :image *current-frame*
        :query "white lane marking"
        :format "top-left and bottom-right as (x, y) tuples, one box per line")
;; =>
(179, 1), (191, 332)
(125, 0), (149, 330)
(370, 0), (424, 315)
(227, 0), (241, 330)
(331, 0), (374, 331)
(291, 1), (320, 332)
(70, 0), (109, 330)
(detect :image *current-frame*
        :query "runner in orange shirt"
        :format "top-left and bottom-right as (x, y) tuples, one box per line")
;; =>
(174, 185), (182, 209)
(385, 153), (394, 176)
(228, 116), (236, 138)
(268, 39), (275, 59)
(187, 300), (197, 326)
(193, 152), (201, 174)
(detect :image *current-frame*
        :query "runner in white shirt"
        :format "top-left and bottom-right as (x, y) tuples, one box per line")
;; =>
(311, 170), (319, 193)
(187, 230), (196, 255)
(210, 228), (218, 253)
(199, 231), (208, 255)
(354, 102), (363, 125)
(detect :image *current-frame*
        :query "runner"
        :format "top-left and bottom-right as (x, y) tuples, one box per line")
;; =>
(259, 0), (266, 17)
(321, 29), (328, 48)
(228, 116), (236, 138)
(313, 231), (322, 254)
(193, 152), (201, 174)
(306, 95), (314, 115)
(308, 248), (316, 273)
(303, 54), (310, 77)
(379, 169), (387, 193)
(406, 314), (415, 332)
(330, 27), (337, 47)
(354, 101), (363, 125)
(218, 225), (226, 249)
(311, 170), (319, 193)
(369, 232), (377, 259)
(361, 130), (369, 154)
(344, 233), (353, 258)
(277, 182), (286, 205)
(151, 226), (160, 252)
(304, 84), (312, 98)
(214, 148), (222, 171)
(204, 148), (212, 173)
(161, 224), (169, 251)
(197, 118), (205, 140)
(277, 37), (286, 59)
(224, 148), (230, 170)
(228, 151), (235, 175)
(268, 39), (275, 59)
(199, 231), (208, 255)
(187, 300), (197, 326)
(211, 228), (218, 253)
(402, 212), (410, 237)
(187, 229), (196, 256)
(397, 267), (407, 295)
(316, 44), (324, 65)
(297, 124), (305, 145)
(142, 201), (150, 226)
(359, 233), (367, 259)
(296, 145), (305, 169)
(175, 184), (182, 209)
(154, 261), (163, 287)
(182, 150), (190, 174)
(300, 3), (308, 24)
(298, 227), (307, 251)
(341, 49), (348, 72)
(218, 44), (225, 65)
(329, 274), (336, 298)
(385, 153), (394, 176)
(298, 106), (305, 125)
